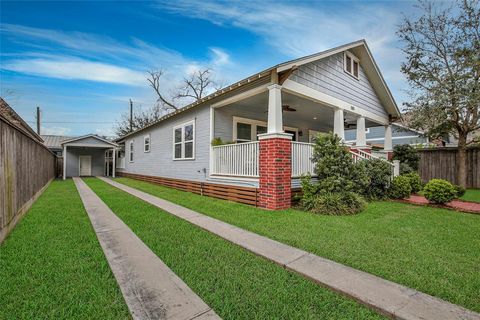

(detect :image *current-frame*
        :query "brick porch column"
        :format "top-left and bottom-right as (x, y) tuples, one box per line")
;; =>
(258, 133), (292, 210)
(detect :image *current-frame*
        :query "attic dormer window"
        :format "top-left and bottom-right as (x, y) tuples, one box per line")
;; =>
(344, 51), (359, 79)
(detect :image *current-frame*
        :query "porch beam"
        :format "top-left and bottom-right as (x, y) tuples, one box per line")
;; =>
(333, 108), (344, 140)
(211, 84), (269, 109)
(267, 84), (283, 134)
(356, 116), (367, 147)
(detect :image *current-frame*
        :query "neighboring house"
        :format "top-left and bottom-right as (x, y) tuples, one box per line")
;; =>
(41, 135), (73, 156)
(114, 40), (401, 210)
(345, 123), (428, 147)
(0, 98), (44, 144)
(59, 134), (117, 179)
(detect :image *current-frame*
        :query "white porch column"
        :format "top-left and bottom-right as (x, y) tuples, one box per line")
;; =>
(333, 108), (345, 140)
(106, 150), (109, 177)
(267, 84), (283, 133)
(112, 148), (116, 178)
(356, 116), (367, 147)
(63, 145), (67, 180)
(384, 125), (393, 151)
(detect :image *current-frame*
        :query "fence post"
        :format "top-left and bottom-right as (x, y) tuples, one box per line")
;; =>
(393, 160), (400, 177)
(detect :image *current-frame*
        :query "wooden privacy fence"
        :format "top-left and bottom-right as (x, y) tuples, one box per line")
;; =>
(0, 117), (56, 243)
(417, 147), (480, 188)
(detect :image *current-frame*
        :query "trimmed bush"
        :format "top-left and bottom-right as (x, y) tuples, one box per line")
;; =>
(355, 158), (393, 200)
(389, 175), (412, 199)
(423, 179), (457, 204)
(403, 172), (423, 193)
(454, 185), (466, 198)
(311, 191), (366, 215)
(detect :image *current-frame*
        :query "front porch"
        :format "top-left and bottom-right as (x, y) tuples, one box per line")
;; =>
(208, 83), (396, 198)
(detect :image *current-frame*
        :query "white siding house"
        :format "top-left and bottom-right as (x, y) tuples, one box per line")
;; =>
(114, 40), (401, 208)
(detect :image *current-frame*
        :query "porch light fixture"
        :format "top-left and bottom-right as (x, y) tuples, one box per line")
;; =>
(313, 117), (317, 120)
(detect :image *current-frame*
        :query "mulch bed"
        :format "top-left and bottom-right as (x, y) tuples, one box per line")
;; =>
(397, 194), (480, 214)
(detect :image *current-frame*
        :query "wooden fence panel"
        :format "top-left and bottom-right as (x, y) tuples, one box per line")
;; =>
(417, 147), (480, 188)
(0, 119), (56, 243)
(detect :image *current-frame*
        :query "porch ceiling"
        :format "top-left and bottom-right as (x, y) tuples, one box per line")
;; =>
(224, 91), (379, 132)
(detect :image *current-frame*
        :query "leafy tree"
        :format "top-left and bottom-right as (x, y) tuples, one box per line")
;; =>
(397, 0), (480, 187)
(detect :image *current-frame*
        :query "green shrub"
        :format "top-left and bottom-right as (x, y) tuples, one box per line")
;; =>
(454, 185), (466, 198)
(311, 133), (358, 193)
(403, 172), (423, 193)
(400, 162), (415, 174)
(389, 175), (412, 199)
(310, 191), (366, 215)
(211, 137), (234, 146)
(423, 179), (457, 204)
(355, 158), (393, 200)
(299, 174), (320, 211)
(393, 144), (420, 170)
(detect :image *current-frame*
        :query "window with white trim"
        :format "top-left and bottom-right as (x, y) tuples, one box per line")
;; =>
(344, 51), (360, 79)
(173, 120), (195, 160)
(144, 134), (150, 152)
(129, 140), (134, 162)
(233, 117), (298, 142)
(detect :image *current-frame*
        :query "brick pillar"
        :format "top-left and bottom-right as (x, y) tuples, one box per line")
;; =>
(258, 133), (292, 210)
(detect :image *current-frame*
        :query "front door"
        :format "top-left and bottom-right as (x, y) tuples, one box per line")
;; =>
(79, 155), (92, 176)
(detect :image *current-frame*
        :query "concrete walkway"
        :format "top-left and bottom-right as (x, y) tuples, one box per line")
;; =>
(99, 177), (480, 320)
(73, 178), (220, 320)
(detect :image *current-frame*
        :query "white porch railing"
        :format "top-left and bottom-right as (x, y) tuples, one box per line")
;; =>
(211, 141), (259, 177)
(291, 142), (316, 177)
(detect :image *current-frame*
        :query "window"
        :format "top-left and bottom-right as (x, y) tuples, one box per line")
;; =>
(129, 141), (134, 162)
(344, 51), (359, 79)
(144, 134), (150, 152)
(173, 120), (195, 160)
(233, 117), (298, 142)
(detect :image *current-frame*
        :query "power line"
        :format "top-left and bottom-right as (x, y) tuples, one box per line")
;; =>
(26, 120), (116, 124)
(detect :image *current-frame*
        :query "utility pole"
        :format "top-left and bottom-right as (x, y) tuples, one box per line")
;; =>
(129, 99), (133, 133)
(36, 107), (41, 135)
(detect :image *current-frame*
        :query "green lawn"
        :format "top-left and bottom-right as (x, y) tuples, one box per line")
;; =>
(113, 177), (480, 313)
(84, 177), (383, 319)
(0, 180), (130, 320)
(461, 189), (480, 203)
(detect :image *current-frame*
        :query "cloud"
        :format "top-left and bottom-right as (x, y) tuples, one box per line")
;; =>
(209, 47), (230, 66)
(155, 0), (410, 105)
(1, 23), (238, 87)
(3, 57), (147, 85)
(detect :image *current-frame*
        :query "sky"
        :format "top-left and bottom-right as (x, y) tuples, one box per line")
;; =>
(0, 0), (418, 137)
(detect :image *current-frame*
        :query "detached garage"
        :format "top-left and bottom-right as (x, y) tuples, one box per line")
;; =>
(61, 134), (117, 179)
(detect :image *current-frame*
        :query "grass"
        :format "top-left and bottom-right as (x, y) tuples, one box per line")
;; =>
(113, 177), (480, 313)
(0, 180), (130, 320)
(84, 177), (384, 319)
(461, 189), (480, 203)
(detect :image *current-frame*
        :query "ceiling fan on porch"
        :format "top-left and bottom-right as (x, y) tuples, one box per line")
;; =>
(264, 105), (297, 113)
(344, 118), (356, 129)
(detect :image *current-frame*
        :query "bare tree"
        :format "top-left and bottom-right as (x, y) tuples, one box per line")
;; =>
(114, 103), (163, 137)
(147, 68), (220, 113)
(115, 68), (221, 137)
(397, 0), (480, 187)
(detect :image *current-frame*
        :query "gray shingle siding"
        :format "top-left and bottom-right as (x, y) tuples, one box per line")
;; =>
(290, 52), (387, 118)
(121, 104), (211, 182)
